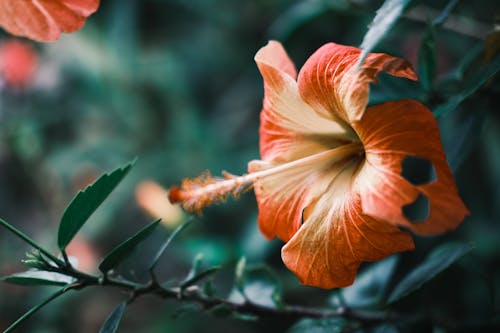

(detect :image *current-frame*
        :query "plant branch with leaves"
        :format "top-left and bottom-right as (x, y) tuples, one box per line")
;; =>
(0, 161), (473, 333)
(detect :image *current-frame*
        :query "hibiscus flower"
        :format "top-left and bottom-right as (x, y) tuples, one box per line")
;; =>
(0, 0), (100, 42)
(170, 41), (469, 289)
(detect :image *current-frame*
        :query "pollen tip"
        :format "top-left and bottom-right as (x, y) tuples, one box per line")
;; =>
(168, 186), (183, 204)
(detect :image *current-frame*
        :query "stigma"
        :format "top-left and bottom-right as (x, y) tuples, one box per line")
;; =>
(169, 142), (363, 213)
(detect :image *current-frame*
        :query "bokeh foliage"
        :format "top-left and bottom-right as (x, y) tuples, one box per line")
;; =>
(0, 0), (499, 332)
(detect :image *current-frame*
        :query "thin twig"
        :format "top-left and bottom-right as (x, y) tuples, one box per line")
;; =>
(55, 267), (408, 324)
(404, 4), (492, 40)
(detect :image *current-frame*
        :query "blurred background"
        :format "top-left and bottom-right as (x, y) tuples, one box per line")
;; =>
(0, 0), (498, 332)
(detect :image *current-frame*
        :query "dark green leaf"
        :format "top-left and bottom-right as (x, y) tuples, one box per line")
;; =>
(432, 0), (460, 27)
(388, 242), (473, 304)
(58, 160), (135, 250)
(22, 259), (50, 270)
(359, 0), (412, 65)
(434, 54), (500, 117)
(99, 220), (160, 273)
(180, 253), (220, 289)
(99, 302), (126, 333)
(269, 0), (351, 40)
(22, 250), (57, 270)
(418, 24), (437, 91)
(234, 256), (247, 294)
(1, 270), (75, 287)
(3, 286), (68, 333)
(181, 266), (221, 290)
(340, 255), (398, 308)
(149, 218), (192, 272)
(185, 253), (204, 279)
(209, 304), (233, 318)
(0, 219), (62, 266)
(203, 279), (216, 298)
(288, 318), (346, 333)
(442, 110), (486, 172)
(232, 312), (258, 321)
(171, 304), (202, 319)
(369, 72), (420, 105)
(439, 44), (483, 86)
(239, 264), (283, 308)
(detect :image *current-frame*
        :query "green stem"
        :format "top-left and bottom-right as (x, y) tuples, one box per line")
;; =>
(75, 272), (402, 323)
(3, 259), (412, 330)
(3, 286), (69, 333)
(61, 250), (70, 267)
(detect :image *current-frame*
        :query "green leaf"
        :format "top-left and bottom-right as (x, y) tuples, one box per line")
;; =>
(247, 266), (283, 308)
(434, 54), (500, 117)
(185, 253), (205, 279)
(443, 110), (485, 172)
(180, 253), (221, 290)
(181, 266), (221, 290)
(3, 286), (68, 333)
(288, 318), (346, 333)
(1, 270), (75, 287)
(358, 0), (412, 65)
(203, 278), (216, 298)
(234, 256), (247, 294)
(57, 159), (135, 251)
(99, 302), (126, 333)
(432, 0), (460, 27)
(21, 250), (59, 271)
(388, 242), (473, 304)
(417, 0), (460, 91)
(418, 24), (437, 91)
(171, 304), (202, 319)
(236, 264), (283, 308)
(99, 220), (160, 273)
(209, 304), (233, 318)
(340, 255), (398, 308)
(232, 312), (258, 321)
(439, 43), (483, 86)
(0, 219), (62, 266)
(149, 218), (192, 272)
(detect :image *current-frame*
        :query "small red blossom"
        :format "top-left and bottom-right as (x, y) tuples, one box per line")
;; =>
(0, 0), (100, 42)
(0, 39), (37, 88)
(169, 41), (469, 289)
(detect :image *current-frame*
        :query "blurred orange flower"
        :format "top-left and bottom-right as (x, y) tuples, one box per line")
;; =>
(0, 0), (100, 42)
(136, 181), (184, 227)
(0, 39), (37, 88)
(169, 41), (469, 289)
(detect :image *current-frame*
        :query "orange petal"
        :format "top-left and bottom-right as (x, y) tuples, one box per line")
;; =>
(255, 40), (297, 80)
(354, 99), (469, 235)
(249, 143), (362, 242)
(255, 41), (356, 163)
(297, 43), (417, 122)
(0, 0), (100, 42)
(282, 165), (415, 289)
